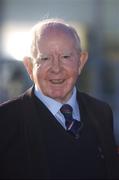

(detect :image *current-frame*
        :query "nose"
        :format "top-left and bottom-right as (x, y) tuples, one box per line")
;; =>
(50, 56), (62, 73)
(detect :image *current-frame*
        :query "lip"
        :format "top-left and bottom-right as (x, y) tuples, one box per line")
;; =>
(49, 79), (65, 84)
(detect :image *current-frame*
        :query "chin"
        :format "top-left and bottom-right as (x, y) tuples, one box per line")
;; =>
(47, 92), (65, 101)
(50, 94), (63, 99)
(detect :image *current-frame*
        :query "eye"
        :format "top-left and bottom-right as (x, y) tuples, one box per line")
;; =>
(41, 57), (49, 61)
(61, 54), (71, 60)
(63, 55), (70, 59)
(38, 54), (50, 61)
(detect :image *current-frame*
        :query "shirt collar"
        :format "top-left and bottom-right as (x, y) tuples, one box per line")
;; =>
(34, 85), (79, 119)
(66, 88), (79, 120)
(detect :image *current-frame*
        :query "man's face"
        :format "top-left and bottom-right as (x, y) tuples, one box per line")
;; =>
(25, 29), (87, 103)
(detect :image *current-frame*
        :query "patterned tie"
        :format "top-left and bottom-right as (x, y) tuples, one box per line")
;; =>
(60, 104), (83, 139)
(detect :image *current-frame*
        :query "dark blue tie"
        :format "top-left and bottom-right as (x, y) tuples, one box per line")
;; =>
(60, 104), (83, 139)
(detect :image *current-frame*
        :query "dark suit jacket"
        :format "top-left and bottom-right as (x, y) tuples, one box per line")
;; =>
(0, 86), (118, 179)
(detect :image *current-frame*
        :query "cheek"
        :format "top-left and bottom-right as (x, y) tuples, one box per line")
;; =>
(69, 72), (79, 85)
(32, 66), (42, 82)
(68, 64), (80, 79)
(65, 70), (79, 90)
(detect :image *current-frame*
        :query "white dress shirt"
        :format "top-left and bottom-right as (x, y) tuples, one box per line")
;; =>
(34, 85), (80, 129)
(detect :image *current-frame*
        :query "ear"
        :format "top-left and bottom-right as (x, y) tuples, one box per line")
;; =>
(78, 51), (88, 74)
(23, 56), (33, 80)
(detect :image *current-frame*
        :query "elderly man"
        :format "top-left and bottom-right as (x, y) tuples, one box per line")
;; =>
(0, 18), (118, 179)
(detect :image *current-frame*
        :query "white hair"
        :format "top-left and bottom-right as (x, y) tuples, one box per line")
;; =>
(28, 18), (82, 59)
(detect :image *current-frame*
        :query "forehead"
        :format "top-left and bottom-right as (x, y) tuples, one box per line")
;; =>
(37, 27), (77, 53)
(38, 24), (76, 42)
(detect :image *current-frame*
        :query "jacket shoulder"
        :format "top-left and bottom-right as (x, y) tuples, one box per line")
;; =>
(0, 87), (32, 112)
(77, 91), (113, 129)
(78, 91), (112, 111)
(0, 88), (32, 145)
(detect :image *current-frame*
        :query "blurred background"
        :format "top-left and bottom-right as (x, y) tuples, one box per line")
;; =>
(0, 0), (119, 145)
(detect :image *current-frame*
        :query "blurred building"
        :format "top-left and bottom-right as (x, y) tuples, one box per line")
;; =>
(0, 0), (119, 145)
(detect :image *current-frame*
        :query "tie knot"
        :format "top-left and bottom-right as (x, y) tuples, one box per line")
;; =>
(60, 104), (74, 129)
(60, 104), (73, 119)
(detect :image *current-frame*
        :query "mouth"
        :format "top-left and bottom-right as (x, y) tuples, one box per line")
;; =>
(50, 79), (65, 84)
